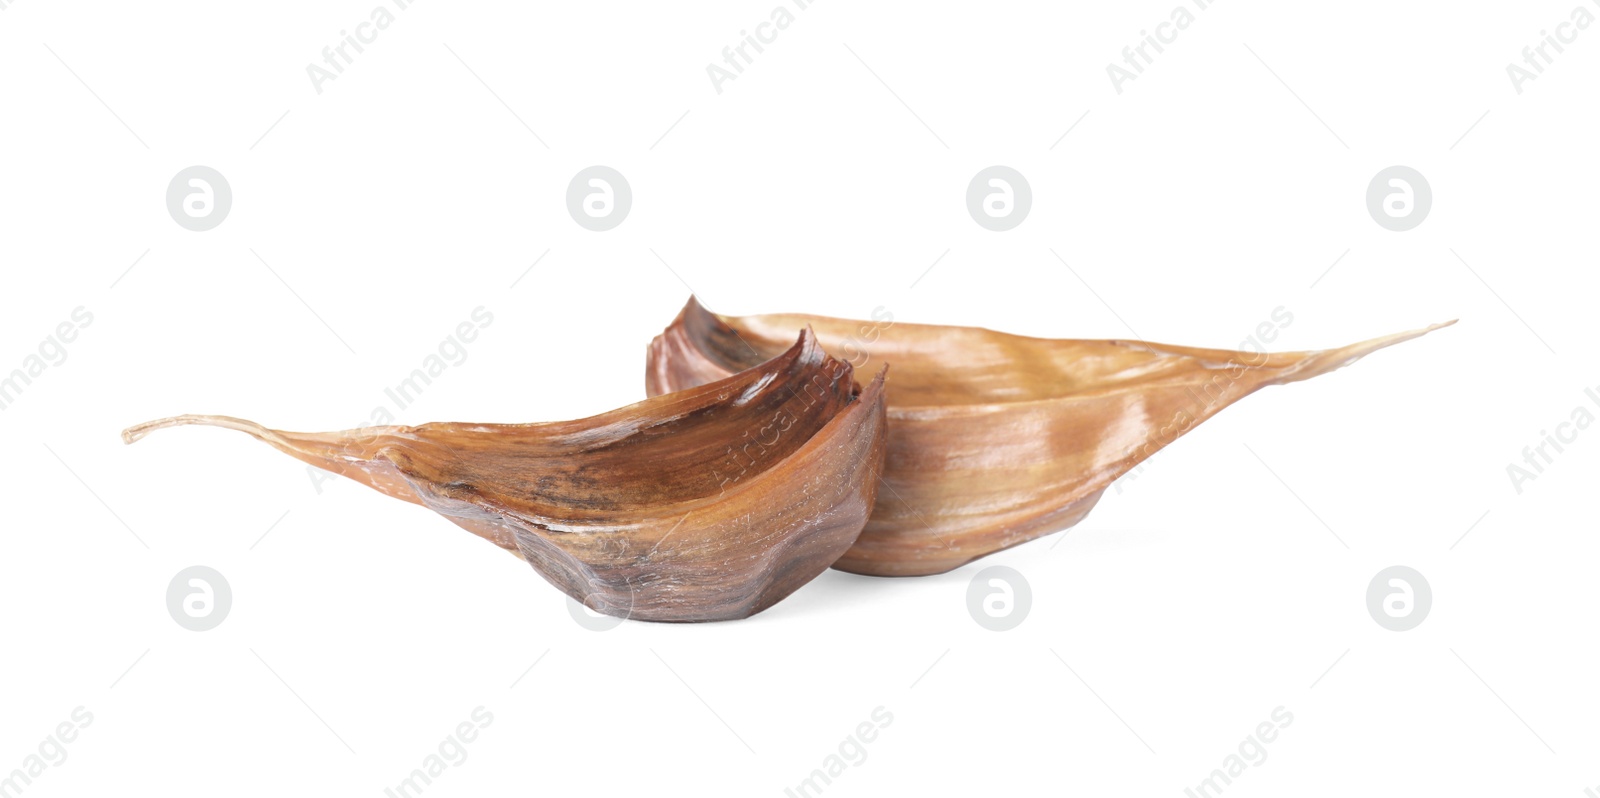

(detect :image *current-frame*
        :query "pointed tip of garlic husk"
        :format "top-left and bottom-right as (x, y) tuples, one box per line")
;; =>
(1333, 316), (1457, 358)
(1403, 318), (1458, 337)
(1268, 318), (1455, 386)
(121, 414), (292, 448)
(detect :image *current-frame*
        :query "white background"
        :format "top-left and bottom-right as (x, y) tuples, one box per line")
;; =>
(2, 1), (1596, 795)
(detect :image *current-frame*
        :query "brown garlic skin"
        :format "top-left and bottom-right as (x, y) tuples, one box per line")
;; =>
(125, 330), (888, 622)
(648, 297), (1453, 577)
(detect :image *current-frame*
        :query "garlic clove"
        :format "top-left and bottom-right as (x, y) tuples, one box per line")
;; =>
(648, 297), (1452, 576)
(126, 330), (888, 621)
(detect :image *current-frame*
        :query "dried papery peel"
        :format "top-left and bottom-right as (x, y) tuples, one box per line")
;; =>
(124, 330), (888, 622)
(648, 297), (1453, 576)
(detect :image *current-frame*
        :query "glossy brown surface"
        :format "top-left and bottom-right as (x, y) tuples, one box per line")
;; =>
(125, 331), (888, 622)
(649, 297), (1453, 576)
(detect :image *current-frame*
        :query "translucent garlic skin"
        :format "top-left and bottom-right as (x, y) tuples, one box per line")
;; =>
(125, 330), (889, 622)
(648, 297), (1453, 576)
